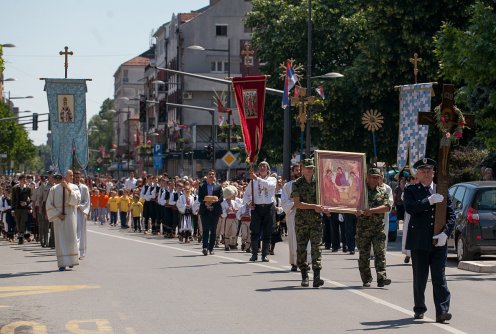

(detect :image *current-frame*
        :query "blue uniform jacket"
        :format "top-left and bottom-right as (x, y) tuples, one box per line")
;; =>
(404, 183), (455, 251)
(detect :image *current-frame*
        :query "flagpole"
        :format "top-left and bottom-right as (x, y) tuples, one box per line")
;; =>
(305, 0), (312, 157)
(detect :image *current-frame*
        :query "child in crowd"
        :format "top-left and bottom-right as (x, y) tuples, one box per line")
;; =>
(130, 194), (143, 232)
(236, 203), (252, 253)
(98, 189), (109, 225)
(90, 188), (100, 222)
(221, 185), (242, 251)
(118, 189), (131, 228)
(107, 191), (119, 227)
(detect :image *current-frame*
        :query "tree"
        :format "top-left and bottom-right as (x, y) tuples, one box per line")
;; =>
(88, 98), (114, 169)
(434, 1), (496, 149)
(247, 0), (476, 164)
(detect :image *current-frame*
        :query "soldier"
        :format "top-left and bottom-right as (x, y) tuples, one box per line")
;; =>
(356, 167), (392, 287)
(403, 158), (455, 323)
(292, 158), (325, 288)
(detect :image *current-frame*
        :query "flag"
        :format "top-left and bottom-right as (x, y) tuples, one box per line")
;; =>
(44, 79), (89, 174)
(282, 60), (298, 108)
(99, 145), (105, 158)
(218, 115), (225, 126)
(232, 75), (267, 164)
(315, 85), (325, 99)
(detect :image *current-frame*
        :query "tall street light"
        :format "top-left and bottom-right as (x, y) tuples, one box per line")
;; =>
(187, 39), (231, 178)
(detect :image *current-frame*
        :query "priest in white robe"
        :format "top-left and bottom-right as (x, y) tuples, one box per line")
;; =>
(46, 170), (81, 271)
(74, 171), (90, 259)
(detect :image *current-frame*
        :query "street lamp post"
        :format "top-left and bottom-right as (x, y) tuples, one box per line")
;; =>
(117, 97), (132, 176)
(187, 40), (231, 178)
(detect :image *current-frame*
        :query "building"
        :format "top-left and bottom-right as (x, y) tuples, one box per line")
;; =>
(141, 0), (259, 178)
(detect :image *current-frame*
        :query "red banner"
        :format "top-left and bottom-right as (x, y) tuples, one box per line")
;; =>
(232, 75), (267, 164)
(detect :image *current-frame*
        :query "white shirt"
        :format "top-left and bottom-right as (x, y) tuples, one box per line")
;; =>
(140, 183), (156, 201)
(243, 175), (277, 205)
(124, 177), (137, 191)
(221, 198), (243, 218)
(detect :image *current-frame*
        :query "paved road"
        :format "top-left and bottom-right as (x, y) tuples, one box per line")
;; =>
(1, 223), (495, 333)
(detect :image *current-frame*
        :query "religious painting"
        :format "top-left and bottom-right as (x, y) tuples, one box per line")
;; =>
(315, 150), (368, 213)
(243, 89), (258, 119)
(57, 94), (74, 123)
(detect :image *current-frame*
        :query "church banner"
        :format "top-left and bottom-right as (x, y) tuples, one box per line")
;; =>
(232, 75), (267, 164)
(43, 78), (89, 174)
(397, 83), (433, 171)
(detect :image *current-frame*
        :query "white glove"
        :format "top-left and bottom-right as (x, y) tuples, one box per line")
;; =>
(433, 232), (448, 247)
(428, 193), (444, 205)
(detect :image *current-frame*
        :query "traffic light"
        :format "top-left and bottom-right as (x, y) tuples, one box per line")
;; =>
(32, 113), (38, 130)
(205, 144), (213, 159)
(139, 99), (146, 123)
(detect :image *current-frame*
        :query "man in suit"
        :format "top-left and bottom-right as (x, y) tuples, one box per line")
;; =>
(404, 158), (455, 323)
(197, 169), (223, 255)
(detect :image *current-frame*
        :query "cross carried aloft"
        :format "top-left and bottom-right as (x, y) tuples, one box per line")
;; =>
(291, 87), (315, 132)
(59, 46), (73, 79)
(418, 84), (475, 240)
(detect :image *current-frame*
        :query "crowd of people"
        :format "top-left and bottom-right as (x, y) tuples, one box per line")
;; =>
(1, 156), (466, 323)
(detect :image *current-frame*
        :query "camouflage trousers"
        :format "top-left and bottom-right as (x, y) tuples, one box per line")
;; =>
(295, 220), (322, 271)
(356, 224), (387, 283)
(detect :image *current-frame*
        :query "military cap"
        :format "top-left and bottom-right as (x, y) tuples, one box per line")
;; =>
(368, 167), (382, 177)
(53, 172), (63, 180)
(302, 158), (315, 168)
(413, 158), (436, 169)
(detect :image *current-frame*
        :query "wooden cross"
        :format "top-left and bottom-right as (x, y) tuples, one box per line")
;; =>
(409, 53), (422, 84)
(241, 41), (255, 67)
(59, 46), (73, 79)
(418, 84), (475, 239)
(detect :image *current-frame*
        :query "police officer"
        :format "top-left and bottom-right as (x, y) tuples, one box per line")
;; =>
(292, 158), (324, 288)
(403, 158), (455, 323)
(356, 167), (392, 287)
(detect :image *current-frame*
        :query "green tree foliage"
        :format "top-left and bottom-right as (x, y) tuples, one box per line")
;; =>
(247, 0), (475, 163)
(0, 101), (38, 172)
(434, 1), (496, 149)
(87, 98), (114, 166)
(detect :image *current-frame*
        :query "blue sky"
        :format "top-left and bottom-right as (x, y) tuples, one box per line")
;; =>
(1, 0), (209, 145)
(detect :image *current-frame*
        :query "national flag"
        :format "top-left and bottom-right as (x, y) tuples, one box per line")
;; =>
(281, 60), (298, 108)
(315, 85), (325, 99)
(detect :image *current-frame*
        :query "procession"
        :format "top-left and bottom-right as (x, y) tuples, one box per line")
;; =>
(2, 0), (496, 333)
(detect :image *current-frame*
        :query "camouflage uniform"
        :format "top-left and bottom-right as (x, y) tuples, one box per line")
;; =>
(292, 175), (322, 271)
(357, 184), (392, 284)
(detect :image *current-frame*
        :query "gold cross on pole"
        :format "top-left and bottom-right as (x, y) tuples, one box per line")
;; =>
(241, 41), (255, 67)
(409, 53), (422, 84)
(291, 87), (315, 132)
(59, 46), (74, 79)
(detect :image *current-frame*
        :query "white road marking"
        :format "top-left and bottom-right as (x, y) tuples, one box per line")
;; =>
(89, 229), (467, 334)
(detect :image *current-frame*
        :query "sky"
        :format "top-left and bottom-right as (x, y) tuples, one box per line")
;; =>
(1, 0), (210, 146)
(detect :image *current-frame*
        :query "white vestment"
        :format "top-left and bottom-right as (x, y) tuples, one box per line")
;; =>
(46, 183), (81, 268)
(281, 181), (311, 266)
(76, 183), (90, 257)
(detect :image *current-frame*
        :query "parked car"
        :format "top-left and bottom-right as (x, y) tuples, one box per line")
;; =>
(447, 181), (496, 261)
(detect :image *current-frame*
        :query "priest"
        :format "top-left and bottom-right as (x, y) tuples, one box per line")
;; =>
(46, 170), (81, 271)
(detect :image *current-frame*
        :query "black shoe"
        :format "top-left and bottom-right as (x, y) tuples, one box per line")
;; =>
(202, 248), (208, 256)
(261, 256), (269, 262)
(301, 270), (309, 287)
(436, 313), (452, 323)
(18, 237), (24, 245)
(249, 254), (257, 262)
(377, 278), (391, 287)
(342, 248), (348, 253)
(404, 256), (411, 264)
(414, 312), (424, 320)
(331, 249), (338, 253)
(225, 246), (230, 251)
(209, 250), (214, 255)
(312, 270), (324, 288)
(363, 281), (371, 287)
(349, 251), (355, 255)
(290, 265), (298, 272)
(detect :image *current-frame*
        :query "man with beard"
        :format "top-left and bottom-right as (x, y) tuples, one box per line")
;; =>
(46, 170), (81, 271)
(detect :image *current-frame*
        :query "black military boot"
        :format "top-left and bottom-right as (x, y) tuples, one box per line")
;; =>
(313, 269), (324, 288)
(301, 269), (309, 287)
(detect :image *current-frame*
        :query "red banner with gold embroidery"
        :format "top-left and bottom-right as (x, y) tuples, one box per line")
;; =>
(232, 76), (267, 164)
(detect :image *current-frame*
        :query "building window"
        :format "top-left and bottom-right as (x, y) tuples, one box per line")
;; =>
(216, 25), (228, 36)
(210, 61), (228, 73)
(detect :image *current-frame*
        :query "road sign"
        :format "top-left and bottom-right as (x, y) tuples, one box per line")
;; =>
(153, 144), (162, 156)
(222, 151), (236, 167)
